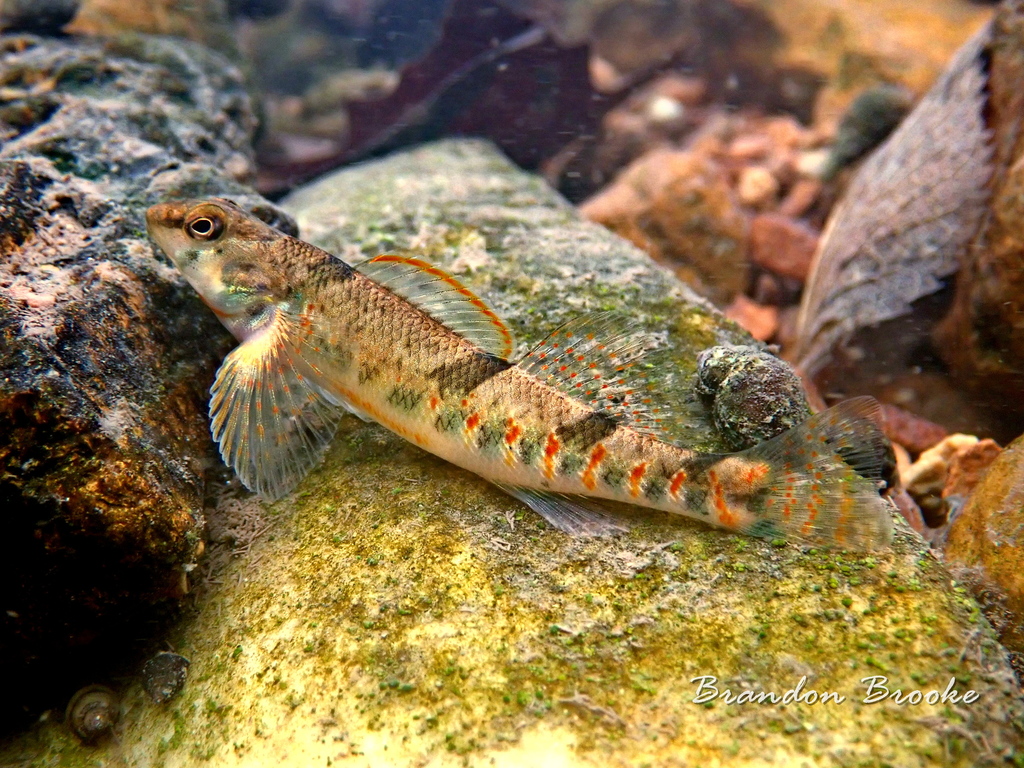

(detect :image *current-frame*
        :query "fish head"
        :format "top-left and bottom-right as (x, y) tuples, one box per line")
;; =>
(146, 198), (289, 340)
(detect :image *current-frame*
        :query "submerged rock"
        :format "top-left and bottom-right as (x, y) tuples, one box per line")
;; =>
(8, 139), (1021, 767)
(945, 434), (1024, 656)
(0, 32), (287, 722)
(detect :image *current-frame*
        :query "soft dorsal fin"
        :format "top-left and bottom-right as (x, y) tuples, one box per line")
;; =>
(210, 313), (343, 501)
(356, 254), (515, 359)
(516, 312), (669, 437)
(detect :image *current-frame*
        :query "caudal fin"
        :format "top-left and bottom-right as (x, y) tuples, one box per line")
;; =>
(738, 397), (893, 550)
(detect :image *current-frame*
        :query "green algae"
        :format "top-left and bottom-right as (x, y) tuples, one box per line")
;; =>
(6, 139), (1022, 767)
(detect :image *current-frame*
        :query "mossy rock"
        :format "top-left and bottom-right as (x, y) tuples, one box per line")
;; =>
(7, 140), (1021, 767)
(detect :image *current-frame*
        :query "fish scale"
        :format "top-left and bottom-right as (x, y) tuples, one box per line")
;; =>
(146, 198), (893, 549)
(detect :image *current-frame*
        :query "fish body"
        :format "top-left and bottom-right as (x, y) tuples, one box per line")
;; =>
(146, 198), (892, 548)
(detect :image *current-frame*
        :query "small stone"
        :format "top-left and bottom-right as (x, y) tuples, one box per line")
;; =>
(902, 434), (980, 495)
(728, 135), (771, 161)
(646, 95), (685, 124)
(581, 149), (749, 304)
(901, 434), (980, 526)
(0, 0), (79, 31)
(737, 166), (779, 208)
(695, 345), (811, 450)
(749, 213), (819, 281)
(141, 652), (191, 704)
(878, 403), (948, 455)
(725, 294), (778, 342)
(795, 148), (829, 178)
(589, 55), (626, 93)
(944, 439), (1002, 500)
(778, 178), (821, 218)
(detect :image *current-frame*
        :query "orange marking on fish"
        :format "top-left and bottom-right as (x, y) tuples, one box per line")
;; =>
(428, 396), (439, 410)
(668, 469), (688, 499)
(628, 462), (648, 498)
(707, 469), (737, 527)
(741, 463), (770, 486)
(256, 424), (264, 438)
(542, 432), (560, 479)
(582, 444), (607, 490)
(802, 501), (820, 535)
(504, 420), (522, 446)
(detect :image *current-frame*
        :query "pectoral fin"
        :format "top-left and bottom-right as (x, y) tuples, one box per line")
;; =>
(210, 315), (342, 501)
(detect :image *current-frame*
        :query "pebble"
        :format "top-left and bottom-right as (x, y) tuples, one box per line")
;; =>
(736, 166), (779, 208)
(725, 294), (778, 342)
(748, 212), (819, 281)
(878, 403), (948, 455)
(777, 178), (821, 218)
(943, 438), (1001, 499)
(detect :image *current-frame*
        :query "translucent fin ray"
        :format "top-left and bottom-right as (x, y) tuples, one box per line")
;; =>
(210, 314), (342, 501)
(494, 483), (630, 537)
(516, 312), (669, 437)
(357, 254), (515, 359)
(738, 397), (893, 550)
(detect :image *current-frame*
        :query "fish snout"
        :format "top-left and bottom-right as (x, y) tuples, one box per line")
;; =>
(144, 201), (191, 236)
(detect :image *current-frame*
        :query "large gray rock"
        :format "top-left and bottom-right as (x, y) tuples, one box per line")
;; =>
(6, 139), (1022, 766)
(0, 32), (290, 721)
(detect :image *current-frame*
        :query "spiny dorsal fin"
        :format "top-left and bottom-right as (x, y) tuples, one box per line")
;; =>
(516, 312), (669, 438)
(210, 313), (342, 501)
(356, 254), (515, 359)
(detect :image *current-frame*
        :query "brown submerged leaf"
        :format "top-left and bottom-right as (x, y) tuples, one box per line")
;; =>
(795, 23), (994, 379)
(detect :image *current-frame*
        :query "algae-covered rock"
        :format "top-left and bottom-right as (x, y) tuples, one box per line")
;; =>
(8, 139), (1023, 766)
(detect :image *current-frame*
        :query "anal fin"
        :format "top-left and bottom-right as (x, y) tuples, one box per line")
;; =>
(493, 483), (629, 537)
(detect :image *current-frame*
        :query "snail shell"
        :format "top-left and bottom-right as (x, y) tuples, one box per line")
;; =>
(65, 685), (118, 743)
(142, 651), (191, 704)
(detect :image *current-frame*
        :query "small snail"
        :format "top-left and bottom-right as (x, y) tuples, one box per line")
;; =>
(142, 651), (191, 704)
(65, 685), (119, 744)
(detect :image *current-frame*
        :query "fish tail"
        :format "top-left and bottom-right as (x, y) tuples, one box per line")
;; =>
(718, 397), (893, 549)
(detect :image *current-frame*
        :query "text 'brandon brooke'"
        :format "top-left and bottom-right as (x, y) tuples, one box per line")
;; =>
(690, 675), (981, 706)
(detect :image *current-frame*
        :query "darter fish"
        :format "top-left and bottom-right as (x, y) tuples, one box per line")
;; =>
(146, 198), (893, 548)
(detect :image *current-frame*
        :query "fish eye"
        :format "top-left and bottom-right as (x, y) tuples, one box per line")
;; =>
(185, 214), (223, 241)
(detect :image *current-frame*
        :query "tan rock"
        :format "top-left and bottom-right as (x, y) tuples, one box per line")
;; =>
(944, 438), (1002, 499)
(945, 434), (1024, 652)
(902, 434), (980, 497)
(68, 0), (236, 54)
(736, 166), (779, 208)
